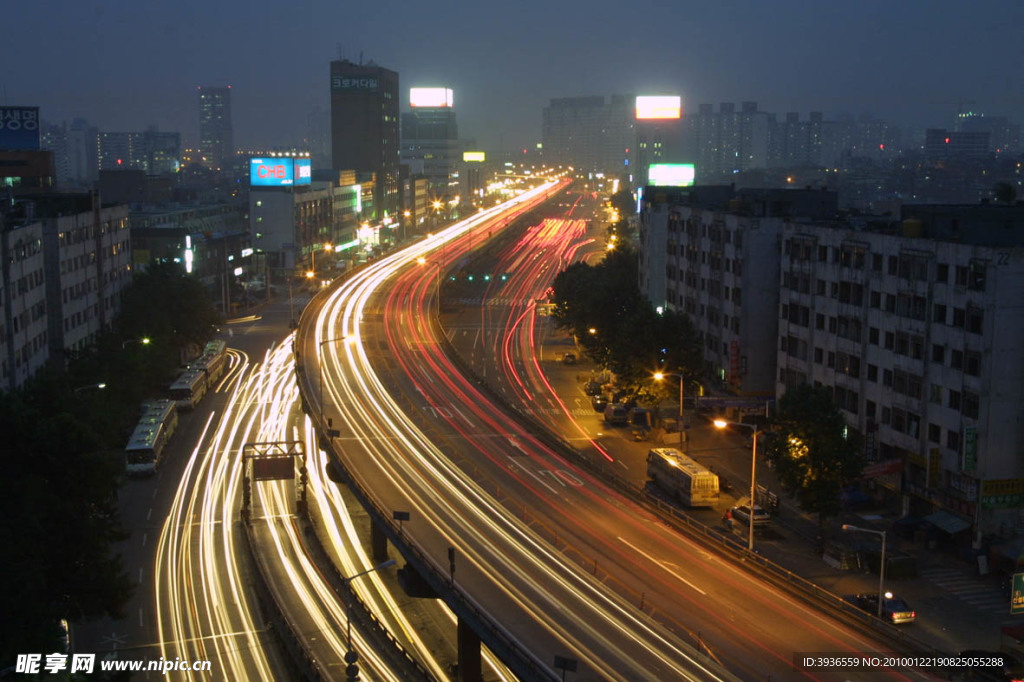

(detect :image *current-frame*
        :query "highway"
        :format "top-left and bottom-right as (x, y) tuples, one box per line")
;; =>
(300, 179), (940, 681)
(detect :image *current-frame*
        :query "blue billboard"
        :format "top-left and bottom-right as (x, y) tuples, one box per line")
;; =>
(250, 158), (295, 186)
(293, 158), (311, 185)
(0, 106), (40, 150)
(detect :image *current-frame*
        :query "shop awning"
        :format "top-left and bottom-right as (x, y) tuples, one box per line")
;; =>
(924, 510), (971, 534)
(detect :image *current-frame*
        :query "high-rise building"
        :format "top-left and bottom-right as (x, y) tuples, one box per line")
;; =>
(542, 95), (634, 177)
(401, 88), (459, 198)
(330, 60), (400, 219)
(198, 86), (234, 172)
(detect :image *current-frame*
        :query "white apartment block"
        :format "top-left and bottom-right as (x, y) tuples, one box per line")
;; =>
(0, 195), (132, 392)
(777, 222), (1024, 536)
(640, 188), (1023, 536)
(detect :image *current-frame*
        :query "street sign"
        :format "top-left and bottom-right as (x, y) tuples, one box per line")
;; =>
(1012, 573), (1024, 615)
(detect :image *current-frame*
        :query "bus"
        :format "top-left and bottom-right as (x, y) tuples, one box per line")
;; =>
(169, 368), (209, 410)
(194, 340), (227, 384)
(125, 399), (178, 475)
(647, 447), (720, 507)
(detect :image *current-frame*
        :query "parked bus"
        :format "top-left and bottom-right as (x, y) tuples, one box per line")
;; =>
(125, 399), (178, 475)
(169, 368), (208, 410)
(194, 340), (227, 384)
(647, 447), (720, 507)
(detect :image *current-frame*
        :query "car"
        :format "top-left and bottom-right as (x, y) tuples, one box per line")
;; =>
(591, 395), (609, 412)
(844, 592), (916, 624)
(729, 504), (771, 527)
(561, 352), (577, 365)
(584, 380), (603, 396)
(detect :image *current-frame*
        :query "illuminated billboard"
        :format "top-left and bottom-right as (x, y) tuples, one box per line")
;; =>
(463, 151), (486, 162)
(0, 106), (40, 150)
(635, 96), (682, 120)
(648, 163), (695, 186)
(293, 158), (312, 185)
(250, 158), (295, 186)
(410, 88), (454, 108)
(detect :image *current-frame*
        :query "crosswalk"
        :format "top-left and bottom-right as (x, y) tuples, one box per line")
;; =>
(919, 566), (1009, 612)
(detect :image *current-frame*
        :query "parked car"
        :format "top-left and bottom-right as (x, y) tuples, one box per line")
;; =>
(844, 592), (916, 624)
(591, 395), (609, 412)
(584, 381), (603, 396)
(729, 504), (771, 527)
(603, 404), (628, 425)
(561, 352), (577, 365)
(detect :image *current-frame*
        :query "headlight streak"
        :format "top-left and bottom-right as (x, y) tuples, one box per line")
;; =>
(309, 184), (730, 680)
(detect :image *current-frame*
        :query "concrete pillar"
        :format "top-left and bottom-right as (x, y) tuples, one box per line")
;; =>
(457, 618), (482, 682)
(369, 521), (389, 563)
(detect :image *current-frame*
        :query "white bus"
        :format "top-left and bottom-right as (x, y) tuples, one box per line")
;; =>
(169, 368), (208, 410)
(125, 400), (179, 475)
(647, 447), (720, 507)
(194, 340), (227, 384)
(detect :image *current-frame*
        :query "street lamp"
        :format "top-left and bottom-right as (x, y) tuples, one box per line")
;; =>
(73, 382), (107, 394)
(842, 524), (887, 619)
(713, 417), (761, 552)
(653, 372), (685, 439)
(416, 256), (442, 318)
(122, 337), (151, 350)
(342, 558), (397, 679)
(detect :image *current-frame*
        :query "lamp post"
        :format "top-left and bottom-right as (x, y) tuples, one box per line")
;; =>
(416, 256), (441, 318)
(842, 524), (887, 619)
(713, 417), (761, 552)
(122, 337), (151, 350)
(653, 372), (685, 439)
(342, 558), (397, 680)
(73, 382), (107, 394)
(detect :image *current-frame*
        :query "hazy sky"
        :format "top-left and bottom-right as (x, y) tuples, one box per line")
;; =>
(5, 0), (1023, 153)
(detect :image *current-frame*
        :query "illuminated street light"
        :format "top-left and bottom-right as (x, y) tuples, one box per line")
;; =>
(122, 337), (151, 349)
(653, 372), (686, 440)
(713, 415), (767, 553)
(74, 382), (107, 394)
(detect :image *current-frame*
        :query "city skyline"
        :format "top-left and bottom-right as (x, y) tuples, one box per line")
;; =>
(5, 0), (1024, 155)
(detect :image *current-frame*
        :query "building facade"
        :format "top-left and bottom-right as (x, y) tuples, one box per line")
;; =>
(640, 186), (1024, 536)
(198, 86), (234, 172)
(401, 91), (459, 198)
(0, 193), (132, 391)
(330, 60), (400, 219)
(541, 95), (634, 176)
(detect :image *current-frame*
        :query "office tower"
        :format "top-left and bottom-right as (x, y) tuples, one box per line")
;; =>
(330, 60), (400, 219)
(198, 86), (234, 172)
(542, 95), (634, 176)
(401, 88), (459, 197)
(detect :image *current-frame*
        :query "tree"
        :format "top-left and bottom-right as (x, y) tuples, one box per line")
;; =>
(761, 383), (865, 534)
(119, 261), (222, 362)
(549, 245), (703, 404)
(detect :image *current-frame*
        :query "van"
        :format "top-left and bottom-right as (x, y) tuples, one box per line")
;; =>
(603, 404), (628, 425)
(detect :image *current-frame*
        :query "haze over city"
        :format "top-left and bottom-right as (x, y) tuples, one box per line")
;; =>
(5, 0), (1023, 151)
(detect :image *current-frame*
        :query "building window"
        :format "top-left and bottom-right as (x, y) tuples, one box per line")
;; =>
(930, 384), (942, 403)
(952, 308), (966, 328)
(928, 423), (941, 444)
(867, 364), (878, 382)
(884, 331), (894, 350)
(947, 430), (960, 452)
(883, 369), (892, 387)
(955, 265), (969, 287)
(933, 304), (947, 324)
(870, 291), (881, 309)
(931, 344), (945, 364)
(872, 253), (883, 272)
(814, 347), (824, 364)
(967, 307), (984, 334)
(965, 350), (982, 377)
(969, 261), (987, 292)
(963, 391), (980, 419)
(951, 349), (963, 370)
(869, 327), (879, 345)
(936, 263), (948, 283)
(948, 390), (961, 410)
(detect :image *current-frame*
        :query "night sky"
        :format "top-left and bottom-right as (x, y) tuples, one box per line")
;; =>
(5, 0), (1023, 153)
